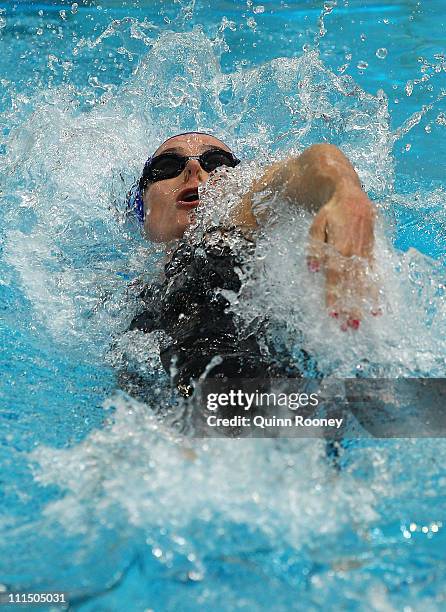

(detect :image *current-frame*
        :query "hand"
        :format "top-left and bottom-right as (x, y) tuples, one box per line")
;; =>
(307, 188), (379, 330)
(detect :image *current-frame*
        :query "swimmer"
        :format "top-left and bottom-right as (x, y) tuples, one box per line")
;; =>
(126, 132), (376, 395)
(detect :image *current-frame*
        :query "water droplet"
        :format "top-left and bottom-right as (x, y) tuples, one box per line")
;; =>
(405, 80), (413, 96)
(59, 10), (67, 20)
(357, 60), (368, 70)
(360, 33), (366, 41)
(424, 124), (432, 133)
(246, 17), (257, 29)
(0, 16), (5, 29)
(436, 112), (446, 126)
(383, 18), (389, 24)
(36, 27), (43, 36)
(38, 9), (44, 16)
(376, 47), (388, 59)
(405, 144), (411, 151)
(71, 3), (79, 14)
(253, 5), (265, 13)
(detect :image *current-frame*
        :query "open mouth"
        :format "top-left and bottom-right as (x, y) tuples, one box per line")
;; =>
(177, 188), (200, 207)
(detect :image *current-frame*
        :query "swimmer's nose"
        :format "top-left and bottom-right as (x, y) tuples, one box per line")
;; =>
(184, 158), (207, 182)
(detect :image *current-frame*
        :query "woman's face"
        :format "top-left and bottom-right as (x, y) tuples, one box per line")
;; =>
(143, 133), (233, 243)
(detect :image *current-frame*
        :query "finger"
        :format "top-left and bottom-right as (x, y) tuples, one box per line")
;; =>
(325, 259), (345, 312)
(325, 254), (364, 329)
(307, 209), (328, 272)
(348, 256), (383, 319)
(355, 209), (376, 260)
(361, 262), (384, 316)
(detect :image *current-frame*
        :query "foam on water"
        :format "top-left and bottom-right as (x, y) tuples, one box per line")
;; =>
(1, 11), (446, 609)
(28, 394), (446, 606)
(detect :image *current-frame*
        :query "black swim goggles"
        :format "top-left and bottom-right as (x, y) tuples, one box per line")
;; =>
(139, 148), (240, 189)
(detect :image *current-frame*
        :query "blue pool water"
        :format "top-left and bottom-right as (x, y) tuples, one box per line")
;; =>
(0, 1), (445, 610)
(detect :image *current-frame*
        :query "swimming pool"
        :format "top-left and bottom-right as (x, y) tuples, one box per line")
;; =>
(0, 0), (445, 609)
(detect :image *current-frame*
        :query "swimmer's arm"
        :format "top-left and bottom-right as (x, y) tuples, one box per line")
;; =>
(231, 144), (377, 325)
(232, 144), (371, 224)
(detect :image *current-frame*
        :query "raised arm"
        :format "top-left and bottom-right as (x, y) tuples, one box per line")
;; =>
(231, 144), (376, 328)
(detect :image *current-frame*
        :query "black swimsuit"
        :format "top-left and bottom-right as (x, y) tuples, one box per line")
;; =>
(128, 228), (305, 396)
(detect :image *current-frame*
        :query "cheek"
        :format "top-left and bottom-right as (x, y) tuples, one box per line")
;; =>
(145, 186), (171, 217)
